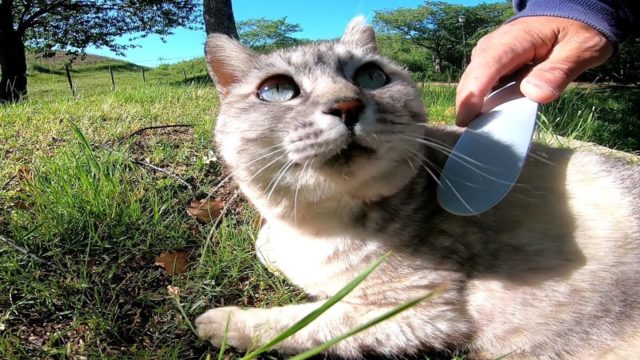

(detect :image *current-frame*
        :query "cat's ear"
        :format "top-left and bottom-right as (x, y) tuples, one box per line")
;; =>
(341, 16), (378, 54)
(205, 34), (256, 97)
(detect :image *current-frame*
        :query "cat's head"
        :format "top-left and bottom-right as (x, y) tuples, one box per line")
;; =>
(206, 17), (427, 215)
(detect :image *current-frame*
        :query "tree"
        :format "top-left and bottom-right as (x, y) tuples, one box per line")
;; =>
(237, 17), (302, 51)
(374, 1), (512, 75)
(0, 0), (201, 103)
(203, 0), (238, 39)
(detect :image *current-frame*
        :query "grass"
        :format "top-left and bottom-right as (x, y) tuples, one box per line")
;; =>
(421, 83), (640, 153)
(1, 56), (638, 359)
(1, 61), (305, 359)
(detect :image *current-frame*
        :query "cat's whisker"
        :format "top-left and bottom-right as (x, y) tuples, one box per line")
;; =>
(246, 153), (287, 183)
(400, 135), (521, 187)
(398, 146), (443, 187)
(528, 150), (556, 165)
(246, 147), (286, 168)
(266, 160), (296, 205)
(399, 146), (491, 216)
(401, 135), (492, 169)
(293, 160), (310, 224)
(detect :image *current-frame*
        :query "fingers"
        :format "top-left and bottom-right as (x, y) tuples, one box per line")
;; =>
(455, 17), (613, 127)
(455, 22), (541, 126)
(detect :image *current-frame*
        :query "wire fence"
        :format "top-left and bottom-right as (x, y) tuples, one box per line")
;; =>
(27, 59), (212, 99)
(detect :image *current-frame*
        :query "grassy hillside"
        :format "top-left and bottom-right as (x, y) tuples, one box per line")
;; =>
(0, 53), (639, 359)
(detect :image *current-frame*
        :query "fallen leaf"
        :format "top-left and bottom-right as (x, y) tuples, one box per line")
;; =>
(13, 200), (28, 209)
(154, 251), (188, 275)
(17, 166), (34, 181)
(445, 106), (456, 117)
(186, 198), (224, 223)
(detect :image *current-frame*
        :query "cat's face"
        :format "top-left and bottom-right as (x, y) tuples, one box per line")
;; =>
(206, 17), (427, 207)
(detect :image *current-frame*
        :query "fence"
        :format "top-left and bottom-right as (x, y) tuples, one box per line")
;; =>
(28, 61), (212, 99)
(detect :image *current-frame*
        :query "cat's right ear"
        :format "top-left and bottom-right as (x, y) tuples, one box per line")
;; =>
(205, 34), (256, 97)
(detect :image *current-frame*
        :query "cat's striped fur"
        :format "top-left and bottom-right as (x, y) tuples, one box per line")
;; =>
(196, 17), (640, 359)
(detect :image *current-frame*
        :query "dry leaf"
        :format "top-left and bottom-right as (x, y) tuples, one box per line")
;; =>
(17, 166), (34, 181)
(186, 198), (224, 223)
(154, 251), (188, 275)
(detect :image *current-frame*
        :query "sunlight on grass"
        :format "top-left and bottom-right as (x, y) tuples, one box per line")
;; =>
(1, 56), (637, 359)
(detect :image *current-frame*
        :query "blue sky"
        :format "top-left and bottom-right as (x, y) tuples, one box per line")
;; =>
(87, 0), (499, 67)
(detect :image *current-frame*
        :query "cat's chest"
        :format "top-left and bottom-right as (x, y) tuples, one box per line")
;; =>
(255, 220), (383, 298)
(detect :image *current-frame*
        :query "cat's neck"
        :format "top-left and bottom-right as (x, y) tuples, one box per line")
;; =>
(241, 143), (444, 236)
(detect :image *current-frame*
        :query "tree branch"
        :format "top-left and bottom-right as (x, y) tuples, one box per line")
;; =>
(122, 124), (194, 141)
(17, 0), (66, 34)
(131, 159), (194, 193)
(0, 234), (51, 266)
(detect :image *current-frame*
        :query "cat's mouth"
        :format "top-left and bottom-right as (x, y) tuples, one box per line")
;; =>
(325, 141), (375, 166)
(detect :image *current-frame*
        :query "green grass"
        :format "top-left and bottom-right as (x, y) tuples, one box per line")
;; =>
(1, 56), (638, 359)
(0, 62), (304, 359)
(420, 83), (640, 153)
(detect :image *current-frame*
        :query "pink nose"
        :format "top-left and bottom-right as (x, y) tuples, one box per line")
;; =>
(325, 99), (364, 130)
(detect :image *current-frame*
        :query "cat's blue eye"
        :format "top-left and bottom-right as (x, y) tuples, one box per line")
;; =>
(257, 75), (300, 102)
(353, 63), (388, 90)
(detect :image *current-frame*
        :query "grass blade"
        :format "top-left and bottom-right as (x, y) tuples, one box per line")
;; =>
(217, 311), (232, 360)
(288, 291), (438, 360)
(67, 120), (102, 174)
(240, 252), (391, 360)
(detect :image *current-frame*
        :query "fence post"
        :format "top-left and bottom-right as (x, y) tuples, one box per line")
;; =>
(64, 64), (76, 97)
(109, 66), (116, 90)
(141, 67), (146, 83)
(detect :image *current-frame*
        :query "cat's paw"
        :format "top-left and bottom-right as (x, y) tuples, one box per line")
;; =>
(195, 307), (252, 351)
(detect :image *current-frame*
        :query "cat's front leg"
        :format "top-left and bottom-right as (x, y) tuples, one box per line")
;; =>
(196, 298), (469, 357)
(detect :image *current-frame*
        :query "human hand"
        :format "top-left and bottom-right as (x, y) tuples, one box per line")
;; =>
(455, 16), (613, 127)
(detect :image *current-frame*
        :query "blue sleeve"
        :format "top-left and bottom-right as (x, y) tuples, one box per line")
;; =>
(511, 0), (639, 45)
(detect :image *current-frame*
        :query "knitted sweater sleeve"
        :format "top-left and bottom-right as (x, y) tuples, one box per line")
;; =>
(511, 0), (639, 45)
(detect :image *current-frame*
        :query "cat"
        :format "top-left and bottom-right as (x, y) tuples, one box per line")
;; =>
(195, 17), (640, 359)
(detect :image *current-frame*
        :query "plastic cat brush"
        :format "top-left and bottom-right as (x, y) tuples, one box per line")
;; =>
(437, 80), (538, 216)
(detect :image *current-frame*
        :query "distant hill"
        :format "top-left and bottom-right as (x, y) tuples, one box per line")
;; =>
(27, 51), (145, 75)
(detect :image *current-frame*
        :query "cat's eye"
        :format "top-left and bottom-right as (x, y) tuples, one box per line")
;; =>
(353, 63), (389, 90)
(257, 75), (300, 102)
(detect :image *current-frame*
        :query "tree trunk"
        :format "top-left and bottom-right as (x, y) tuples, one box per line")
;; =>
(433, 52), (442, 73)
(203, 0), (239, 39)
(0, 1), (27, 103)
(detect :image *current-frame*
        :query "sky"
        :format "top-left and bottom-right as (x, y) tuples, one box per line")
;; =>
(87, 0), (499, 67)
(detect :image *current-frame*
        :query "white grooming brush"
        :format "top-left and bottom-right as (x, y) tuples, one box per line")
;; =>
(437, 81), (539, 216)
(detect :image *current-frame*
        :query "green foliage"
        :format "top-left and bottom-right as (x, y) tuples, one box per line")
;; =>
(237, 17), (303, 52)
(13, 0), (201, 56)
(581, 37), (640, 85)
(374, 1), (513, 76)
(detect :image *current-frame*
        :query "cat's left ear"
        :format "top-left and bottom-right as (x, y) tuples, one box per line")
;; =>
(205, 34), (256, 97)
(341, 16), (378, 54)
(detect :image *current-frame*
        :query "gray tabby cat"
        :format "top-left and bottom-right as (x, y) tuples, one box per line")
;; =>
(196, 17), (640, 359)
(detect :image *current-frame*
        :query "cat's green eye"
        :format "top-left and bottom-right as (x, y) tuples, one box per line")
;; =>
(353, 63), (389, 90)
(257, 75), (300, 103)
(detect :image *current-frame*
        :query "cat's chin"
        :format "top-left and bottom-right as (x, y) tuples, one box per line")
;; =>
(323, 141), (376, 168)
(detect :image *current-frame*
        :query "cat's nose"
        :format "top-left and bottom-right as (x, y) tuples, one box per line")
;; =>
(325, 98), (364, 131)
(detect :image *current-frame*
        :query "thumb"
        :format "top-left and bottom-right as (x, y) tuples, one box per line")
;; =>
(521, 30), (612, 104)
(520, 54), (582, 104)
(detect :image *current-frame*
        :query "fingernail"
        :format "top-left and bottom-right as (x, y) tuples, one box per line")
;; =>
(455, 106), (473, 127)
(523, 78), (559, 100)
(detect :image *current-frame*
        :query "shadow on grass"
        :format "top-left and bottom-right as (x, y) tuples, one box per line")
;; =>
(72, 62), (147, 73)
(167, 74), (214, 87)
(30, 64), (65, 75)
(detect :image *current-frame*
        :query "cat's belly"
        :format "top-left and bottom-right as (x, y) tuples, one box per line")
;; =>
(255, 220), (383, 298)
